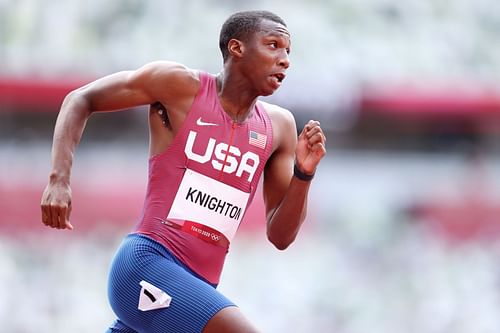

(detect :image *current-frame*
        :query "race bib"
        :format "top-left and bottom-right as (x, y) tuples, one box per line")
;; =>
(167, 169), (250, 244)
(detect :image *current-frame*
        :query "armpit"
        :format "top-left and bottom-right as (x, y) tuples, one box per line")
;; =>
(151, 101), (171, 129)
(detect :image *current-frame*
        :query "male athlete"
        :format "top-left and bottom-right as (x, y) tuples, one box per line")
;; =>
(41, 10), (326, 333)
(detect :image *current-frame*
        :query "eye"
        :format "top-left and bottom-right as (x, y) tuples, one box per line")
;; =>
(269, 41), (278, 49)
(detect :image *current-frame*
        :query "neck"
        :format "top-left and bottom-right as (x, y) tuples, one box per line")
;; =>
(216, 70), (258, 123)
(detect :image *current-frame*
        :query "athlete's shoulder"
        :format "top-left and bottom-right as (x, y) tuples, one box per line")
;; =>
(258, 100), (295, 126)
(258, 101), (297, 152)
(137, 61), (199, 83)
(134, 61), (201, 100)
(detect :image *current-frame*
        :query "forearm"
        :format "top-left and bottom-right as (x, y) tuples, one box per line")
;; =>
(50, 91), (91, 184)
(266, 177), (311, 250)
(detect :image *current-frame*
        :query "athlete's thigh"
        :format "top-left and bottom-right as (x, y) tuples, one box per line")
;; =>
(108, 235), (234, 333)
(135, 263), (232, 333)
(203, 306), (260, 333)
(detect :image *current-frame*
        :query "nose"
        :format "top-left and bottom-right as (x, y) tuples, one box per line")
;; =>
(278, 51), (290, 69)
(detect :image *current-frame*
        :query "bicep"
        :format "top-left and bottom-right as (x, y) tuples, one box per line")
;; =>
(75, 61), (192, 113)
(75, 70), (152, 112)
(263, 111), (297, 220)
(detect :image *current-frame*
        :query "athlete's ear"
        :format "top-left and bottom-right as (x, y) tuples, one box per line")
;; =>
(228, 39), (244, 59)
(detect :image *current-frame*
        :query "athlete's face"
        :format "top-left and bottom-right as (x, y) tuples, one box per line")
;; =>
(242, 20), (291, 96)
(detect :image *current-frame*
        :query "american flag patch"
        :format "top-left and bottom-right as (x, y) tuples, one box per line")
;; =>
(249, 131), (267, 149)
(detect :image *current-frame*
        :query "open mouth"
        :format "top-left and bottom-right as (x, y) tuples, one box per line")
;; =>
(272, 73), (285, 83)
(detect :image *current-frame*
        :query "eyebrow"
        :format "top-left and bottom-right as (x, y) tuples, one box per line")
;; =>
(269, 29), (290, 37)
(264, 31), (291, 41)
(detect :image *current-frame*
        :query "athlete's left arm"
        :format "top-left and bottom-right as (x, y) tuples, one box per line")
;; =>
(264, 109), (326, 250)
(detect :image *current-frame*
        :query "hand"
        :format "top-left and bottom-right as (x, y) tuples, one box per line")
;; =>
(295, 120), (326, 175)
(41, 181), (74, 230)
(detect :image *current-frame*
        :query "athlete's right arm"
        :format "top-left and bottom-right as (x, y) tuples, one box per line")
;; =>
(40, 61), (197, 230)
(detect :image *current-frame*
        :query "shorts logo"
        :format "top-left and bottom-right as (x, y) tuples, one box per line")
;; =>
(138, 280), (172, 311)
(185, 130), (260, 182)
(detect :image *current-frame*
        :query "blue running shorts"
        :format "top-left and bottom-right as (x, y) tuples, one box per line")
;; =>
(105, 233), (235, 333)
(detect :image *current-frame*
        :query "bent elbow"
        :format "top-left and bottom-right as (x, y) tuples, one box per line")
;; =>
(273, 241), (291, 251)
(64, 89), (84, 103)
(62, 89), (93, 116)
(267, 233), (295, 251)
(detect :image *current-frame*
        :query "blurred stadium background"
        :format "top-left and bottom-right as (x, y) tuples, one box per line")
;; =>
(2, 0), (500, 332)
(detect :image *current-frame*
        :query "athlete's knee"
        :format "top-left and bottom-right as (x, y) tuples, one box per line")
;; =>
(203, 306), (260, 333)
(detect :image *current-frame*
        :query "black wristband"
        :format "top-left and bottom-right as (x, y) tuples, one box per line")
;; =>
(293, 164), (315, 181)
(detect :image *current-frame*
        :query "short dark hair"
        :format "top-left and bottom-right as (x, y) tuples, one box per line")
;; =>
(219, 10), (287, 63)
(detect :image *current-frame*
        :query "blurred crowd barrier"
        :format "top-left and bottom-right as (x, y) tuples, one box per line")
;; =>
(1, 0), (499, 123)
